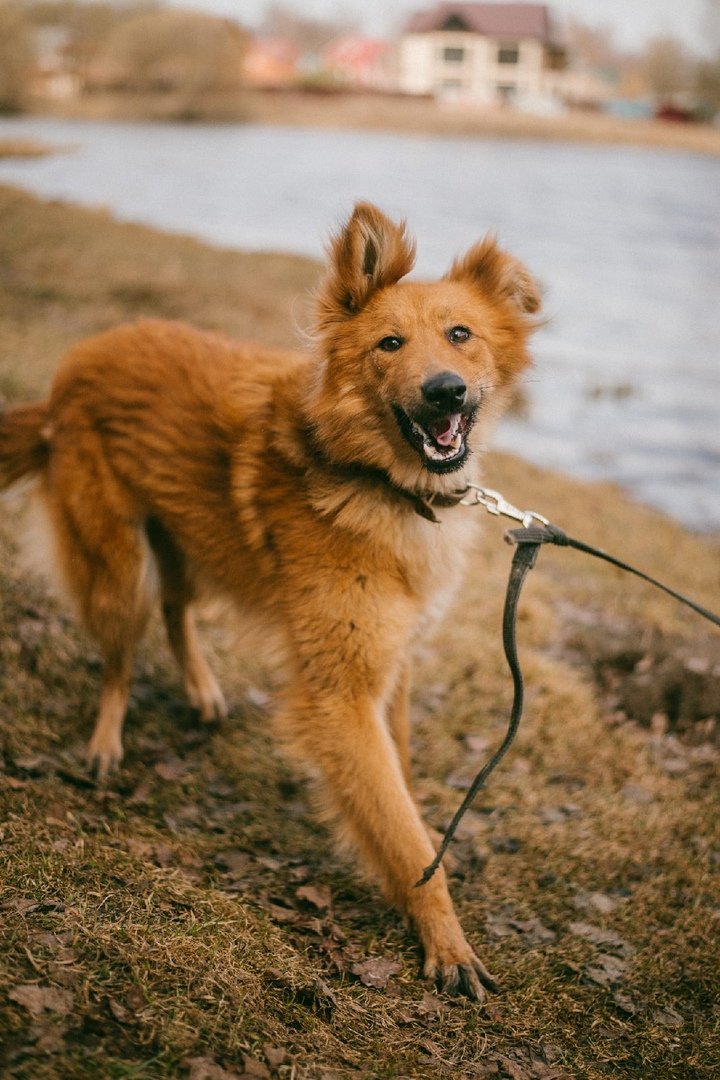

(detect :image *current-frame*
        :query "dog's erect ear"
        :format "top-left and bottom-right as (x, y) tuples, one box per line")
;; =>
(447, 236), (541, 315)
(316, 202), (416, 326)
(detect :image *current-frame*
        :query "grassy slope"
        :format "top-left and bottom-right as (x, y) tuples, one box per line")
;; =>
(0, 185), (718, 1080)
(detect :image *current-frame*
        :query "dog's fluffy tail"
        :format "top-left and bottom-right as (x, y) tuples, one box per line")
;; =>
(0, 403), (50, 491)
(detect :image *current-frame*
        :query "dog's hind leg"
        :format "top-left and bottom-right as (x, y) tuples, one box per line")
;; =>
(145, 517), (227, 722)
(44, 490), (152, 778)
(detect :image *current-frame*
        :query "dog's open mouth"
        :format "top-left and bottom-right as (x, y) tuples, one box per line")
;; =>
(393, 406), (476, 472)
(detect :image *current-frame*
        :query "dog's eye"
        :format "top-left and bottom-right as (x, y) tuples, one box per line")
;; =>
(377, 336), (405, 352)
(447, 326), (471, 344)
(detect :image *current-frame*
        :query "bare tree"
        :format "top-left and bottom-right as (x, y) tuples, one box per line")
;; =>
(260, 3), (356, 70)
(563, 18), (618, 72)
(95, 8), (246, 95)
(695, 50), (720, 115)
(0, 1), (34, 112)
(642, 35), (693, 101)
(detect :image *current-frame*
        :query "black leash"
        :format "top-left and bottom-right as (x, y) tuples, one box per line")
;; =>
(417, 502), (720, 888)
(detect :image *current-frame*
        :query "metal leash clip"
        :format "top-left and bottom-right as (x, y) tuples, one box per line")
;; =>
(459, 484), (550, 529)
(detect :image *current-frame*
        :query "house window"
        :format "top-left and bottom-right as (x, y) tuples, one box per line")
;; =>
(443, 46), (465, 63)
(497, 43), (519, 64)
(497, 83), (517, 103)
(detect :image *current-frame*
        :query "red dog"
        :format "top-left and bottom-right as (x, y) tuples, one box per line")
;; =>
(0, 203), (540, 997)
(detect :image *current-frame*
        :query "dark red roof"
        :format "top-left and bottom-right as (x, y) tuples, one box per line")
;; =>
(406, 3), (550, 41)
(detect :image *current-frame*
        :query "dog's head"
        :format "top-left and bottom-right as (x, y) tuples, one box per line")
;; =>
(308, 202), (542, 489)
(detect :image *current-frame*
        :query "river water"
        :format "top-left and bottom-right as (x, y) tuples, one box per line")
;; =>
(0, 116), (718, 532)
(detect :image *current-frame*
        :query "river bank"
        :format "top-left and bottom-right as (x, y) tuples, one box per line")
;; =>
(0, 186), (718, 1079)
(31, 86), (720, 157)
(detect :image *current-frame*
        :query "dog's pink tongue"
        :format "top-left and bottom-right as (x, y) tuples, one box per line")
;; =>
(431, 415), (459, 446)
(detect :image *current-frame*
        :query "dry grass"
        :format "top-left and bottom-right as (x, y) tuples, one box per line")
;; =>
(0, 140), (55, 160)
(1, 185), (719, 1079)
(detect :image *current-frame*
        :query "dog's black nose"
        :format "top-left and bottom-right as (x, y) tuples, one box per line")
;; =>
(422, 371), (467, 410)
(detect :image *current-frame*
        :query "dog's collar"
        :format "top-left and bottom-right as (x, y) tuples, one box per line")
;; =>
(317, 458), (469, 523)
(394, 484), (469, 523)
(299, 425), (469, 523)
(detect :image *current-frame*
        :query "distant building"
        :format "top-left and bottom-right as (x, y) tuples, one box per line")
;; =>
(322, 37), (395, 92)
(399, 2), (571, 110)
(242, 36), (299, 89)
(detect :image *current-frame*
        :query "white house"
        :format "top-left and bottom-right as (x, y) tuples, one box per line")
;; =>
(398, 2), (566, 109)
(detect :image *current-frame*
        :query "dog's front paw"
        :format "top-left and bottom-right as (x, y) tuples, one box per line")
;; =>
(423, 945), (497, 1001)
(86, 735), (123, 781)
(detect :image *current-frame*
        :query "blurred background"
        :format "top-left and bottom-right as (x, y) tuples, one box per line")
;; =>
(0, 0), (718, 530)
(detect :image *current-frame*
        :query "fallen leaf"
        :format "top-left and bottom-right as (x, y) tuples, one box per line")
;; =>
(154, 756), (188, 782)
(588, 892), (619, 915)
(125, 985), (146, 1012)
(445, 767), (475, 790)
(574, 891), (620, 915)
(128, 777), (155, 804)
(446, 809), (486, 841)
(3, 898), (39, 914)
(585, 954), (630, 988)
(653, 1006), (684, 1028)
(8, 984), (74, 1016)
(27, 1017), (67, 1054)
(295, 977), (338, 1016)
(257, 855), (284, 871)
(153, 843), (174, 868)
(613, 992), (640, 1016)
(416, 991), (449, 1017)
(268, 904), (298, 924)
(243, 1055), (271, 1078)
(508, 918), (557, 947)
(490, 836), (522, 854)
(537, 807), (568, 825)
(568, 922), (635, 958)
(465, 733), (492, 753)
(263, 1046), (288, 1070)
(207, 776), (235, 797)
(4, 775), (29, 789)
(486, 914), (515, 939)
(126, 839), (154, 861)
(484, 1002), (505, 1023)
(185, 1057), (241, 1080)
(295, 883), (332, 910)
(288, 864), (310, 882)
(351, 956), (402, 989)
(214, 849), (251, 875)
(498, 1058), (531, 1080)
(622, 783), (654, 805)
(109, 998), (130, 1022)
(418, 1038), (445, 1061)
